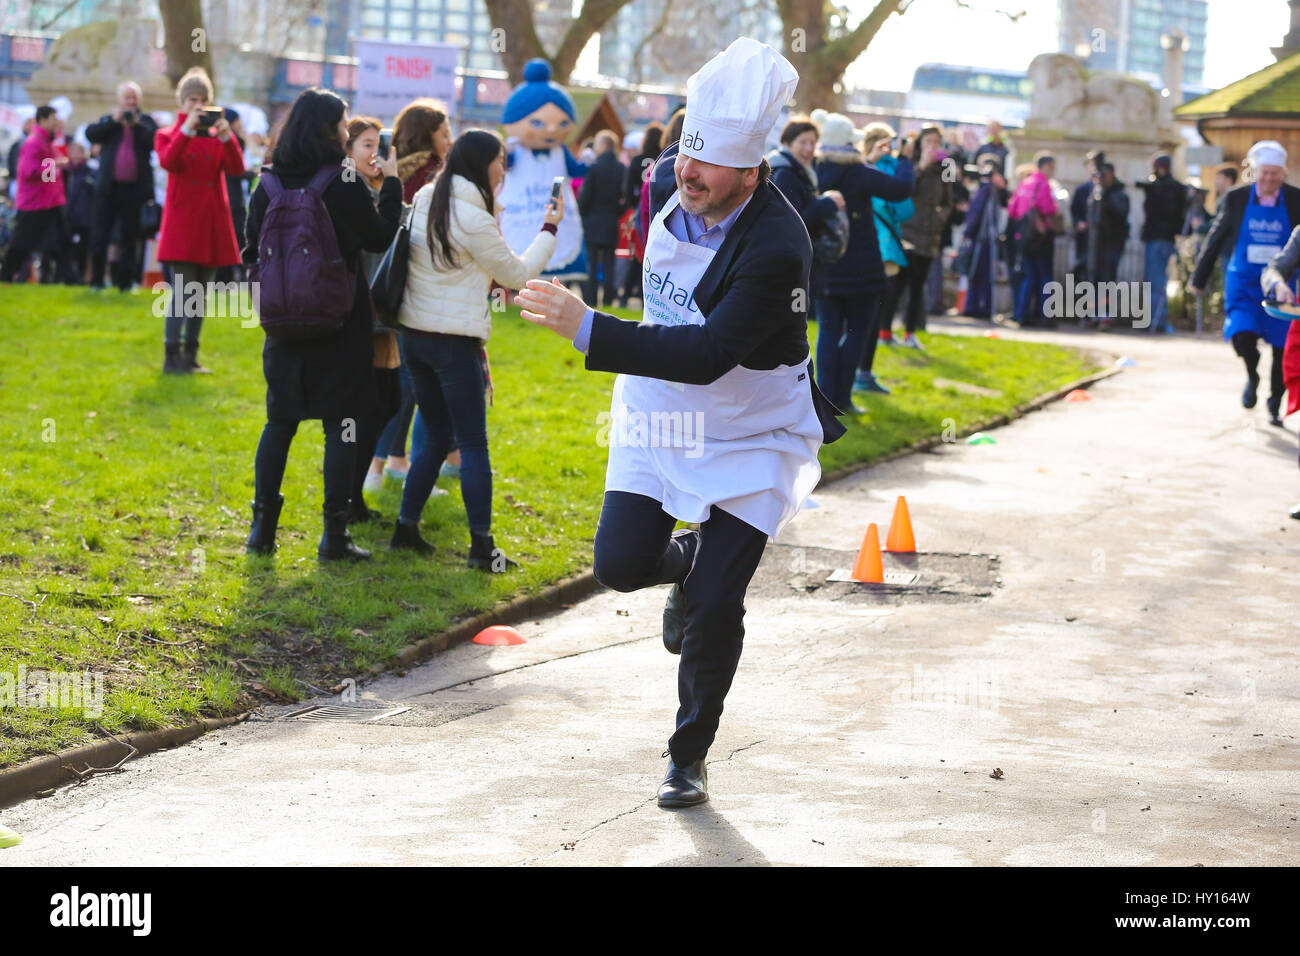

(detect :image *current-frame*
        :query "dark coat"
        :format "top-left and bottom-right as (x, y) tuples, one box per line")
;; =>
(900, 158), (954, 260)
(1087, 179), (1130, 248)
(1192, 182), (1300, 290)
(1136, 172), (1187, 242)
(62, 161), (96, 233)
(243, 165), (402, 423)
(226, 132), (249, 250)
(83, 112), (157, 201)
(578, 149), (625, 247)
(768, 148), (838, 292)
(813, 150), (913, 296)
(585, 140), (845, 442)
(623, 148), (656, 211)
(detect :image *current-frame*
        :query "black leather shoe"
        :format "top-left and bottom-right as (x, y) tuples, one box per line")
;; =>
(1290, 503), (1300, 520)
(656, 757), (708, 809)
(662, 583), (686, 655)
(1243, 375), (1259, 409)
(1267, 396), (1284, 428)
(389, 520), (434, 554)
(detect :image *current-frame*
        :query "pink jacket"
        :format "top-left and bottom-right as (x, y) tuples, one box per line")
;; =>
(1008, 170), (1055, 222)
(15, 126), (65, 212)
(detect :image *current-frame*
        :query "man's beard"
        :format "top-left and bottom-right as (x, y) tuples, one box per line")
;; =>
(677, 169), (746, 220)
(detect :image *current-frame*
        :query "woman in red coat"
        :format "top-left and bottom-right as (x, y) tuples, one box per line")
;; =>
(154, 66), (244, 374)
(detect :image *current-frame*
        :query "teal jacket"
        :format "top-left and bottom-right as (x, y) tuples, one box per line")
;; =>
(872, 153), (914, 270)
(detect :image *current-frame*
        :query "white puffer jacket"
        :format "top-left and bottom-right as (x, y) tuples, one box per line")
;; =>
(399, 174), (556, 341)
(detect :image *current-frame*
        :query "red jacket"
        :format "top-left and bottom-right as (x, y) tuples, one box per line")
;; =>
(1284, 320), (1300, 417)
(154, 115), (244, 266)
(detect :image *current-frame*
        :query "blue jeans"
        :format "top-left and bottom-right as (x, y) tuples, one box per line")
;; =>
(1144, 239), (1174, 330)
(816, 294), (878, 408)
(1014, 250), (1052, 324)
(398, 332), (491, 534)
(376, 351), (417, 460)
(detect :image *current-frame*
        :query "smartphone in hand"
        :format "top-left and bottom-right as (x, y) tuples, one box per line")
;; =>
(378, 128), (393, 160)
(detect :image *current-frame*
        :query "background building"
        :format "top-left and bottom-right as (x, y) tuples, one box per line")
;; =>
(1059, 0), (1207, 86)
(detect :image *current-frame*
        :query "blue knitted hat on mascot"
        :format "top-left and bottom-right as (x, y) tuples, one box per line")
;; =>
(503, 59), (576, 124)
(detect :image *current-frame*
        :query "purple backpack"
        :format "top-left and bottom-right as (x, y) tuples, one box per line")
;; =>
(251, 166), (353, 339)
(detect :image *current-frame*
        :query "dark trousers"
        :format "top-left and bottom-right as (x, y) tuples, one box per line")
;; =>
(902, 254), (933, 334)
(398, 332), (491, 534)
(1232, 331), (1286, 406)
(967, 239), (996, 317)
(163, 263), (216, 346)
(377, 348), (417, 459)
(1015, 250), (1052, 324)
(255, 418), (353, 515)
(352, 366), (403, 506)
(583, 244), (617, 308)
(91, 181), (142, 290)
(621, 254), (642, 303)
(816, 294), (879, 407)
(2, 207), (66, 283)
(593, 490), (768, 766)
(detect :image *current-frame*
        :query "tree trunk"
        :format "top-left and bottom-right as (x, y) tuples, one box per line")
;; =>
(158, 0), (215, 90)
(776, 0), (905, 111)
(484, 0), (635, 85)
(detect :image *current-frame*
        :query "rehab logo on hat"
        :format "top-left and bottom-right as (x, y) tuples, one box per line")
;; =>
(679, 37), (798, 169)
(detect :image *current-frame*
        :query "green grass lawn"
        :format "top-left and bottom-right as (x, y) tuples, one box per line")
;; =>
(0, 284), (1099, 766)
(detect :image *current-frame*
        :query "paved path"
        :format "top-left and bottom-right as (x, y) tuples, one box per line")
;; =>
(4, 324), (1297, 866)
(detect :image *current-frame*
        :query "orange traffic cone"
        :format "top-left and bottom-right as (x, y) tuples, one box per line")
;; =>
(885, 495), (916, 552)
(473, 625), (526, 646)
(851, 523), (884, 583)
(1065, 389), (1092, 402)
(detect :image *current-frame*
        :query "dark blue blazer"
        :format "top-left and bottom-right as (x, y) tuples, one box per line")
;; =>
(585, 141), (845, 443)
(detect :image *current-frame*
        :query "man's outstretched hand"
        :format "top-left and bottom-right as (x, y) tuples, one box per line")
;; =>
(516, 277), (588, 341)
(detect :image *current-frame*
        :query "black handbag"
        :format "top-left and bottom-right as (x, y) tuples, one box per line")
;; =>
(369, 204), (411, 329)
(138, 200), (162, 240)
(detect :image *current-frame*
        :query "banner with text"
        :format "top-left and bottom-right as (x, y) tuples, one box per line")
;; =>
(353, 39), (461, 117)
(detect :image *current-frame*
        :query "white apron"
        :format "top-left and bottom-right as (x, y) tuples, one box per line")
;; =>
(605, 191), (823, 539)
(498, 145), (584, 273)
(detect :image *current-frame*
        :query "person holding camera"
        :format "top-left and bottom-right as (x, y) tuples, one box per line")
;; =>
(389, 129), (560, 570)
(84, 81), (157, 292)
(154, 67), (244, 374)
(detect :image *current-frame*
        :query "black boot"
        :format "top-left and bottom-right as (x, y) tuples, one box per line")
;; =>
(389, 520), (434, 554)
(345, 498), (380, 523)
(163, 344), (188, 374)
(318, 509), (371, 562)
(246, 494), (284, 555)
(467, 532), (517, 572)
(182, 343), (212, 374)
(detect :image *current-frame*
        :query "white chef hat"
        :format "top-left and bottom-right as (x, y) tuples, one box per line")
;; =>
(1247, 140), (1287, 169)
(679, 37), (799, 169)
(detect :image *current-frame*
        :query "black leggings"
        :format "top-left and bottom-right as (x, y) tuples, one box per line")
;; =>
(1231, 331), (1285, 403)
(255, 418), (353, 514)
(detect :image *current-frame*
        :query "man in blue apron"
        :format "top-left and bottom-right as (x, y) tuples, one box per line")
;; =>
(517, 38), (846, 809)
(1191, 141), (1300, 426)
